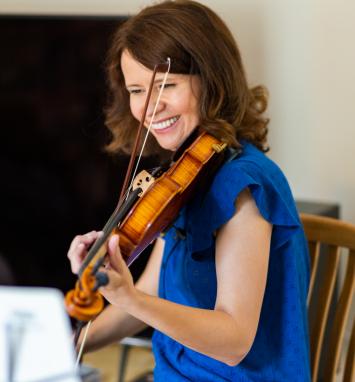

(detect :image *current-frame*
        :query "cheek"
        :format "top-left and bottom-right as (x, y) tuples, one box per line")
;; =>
(174, 94), (199, 119)
(129, 98), (141, 121)
(185, 97), (200, 121)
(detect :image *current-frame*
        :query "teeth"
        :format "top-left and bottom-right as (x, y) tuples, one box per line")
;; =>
(151, 116), (179, 130)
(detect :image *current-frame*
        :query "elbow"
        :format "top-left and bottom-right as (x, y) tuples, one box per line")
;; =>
(224, 357), (243, 367)
(209, 312), (257, 366)
(221, 336), (254, 367)
(223, 348), (250, 367)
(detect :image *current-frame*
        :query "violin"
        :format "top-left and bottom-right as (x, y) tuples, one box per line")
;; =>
(64, 59), (228, 340)
(65, 131), (227, 321)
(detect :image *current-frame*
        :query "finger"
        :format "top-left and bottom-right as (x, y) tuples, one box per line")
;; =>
(73, 245), (85, 272)
(73, 231), (103, 250)
(67, 231), (103, 273)
(68, 231), (103, 259)
(107, 235), (125, 272)
(67, 242), (87, 274)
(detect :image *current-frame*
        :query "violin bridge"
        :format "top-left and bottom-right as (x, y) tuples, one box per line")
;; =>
(212, 142), (227, 153)
(132, 170), (155, 196)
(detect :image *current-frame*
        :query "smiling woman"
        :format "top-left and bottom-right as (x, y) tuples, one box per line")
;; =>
(67, 1), (311, 381)
(121, 50), (201, 151)
(104, 0), (268, 157)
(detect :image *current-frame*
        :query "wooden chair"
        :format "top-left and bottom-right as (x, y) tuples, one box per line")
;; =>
(118, 336), (152, 382)
(301, 213), (355, 382)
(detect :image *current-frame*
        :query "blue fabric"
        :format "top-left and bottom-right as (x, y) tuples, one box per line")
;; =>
(152, 142), (311, 381)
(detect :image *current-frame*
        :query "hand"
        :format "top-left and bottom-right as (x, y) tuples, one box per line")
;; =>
(67, 230), (103, 274)
(98, 234), (136, 308)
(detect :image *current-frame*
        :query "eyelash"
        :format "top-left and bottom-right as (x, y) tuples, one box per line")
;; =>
(159, 83), (175, 89)
(129, 89), (143, 94)
(128, 83), (176, 95)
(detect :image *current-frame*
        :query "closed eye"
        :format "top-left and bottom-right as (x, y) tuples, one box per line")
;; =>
(127, 88), (144, 95)
(159, 83), (176, 89)
(127, 83), (175, 95)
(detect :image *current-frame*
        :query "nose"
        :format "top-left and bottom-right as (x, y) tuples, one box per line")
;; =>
(146, 90), (166, 119)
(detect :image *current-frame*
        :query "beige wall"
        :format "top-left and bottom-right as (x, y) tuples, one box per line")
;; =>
(2, 0), (355, 222)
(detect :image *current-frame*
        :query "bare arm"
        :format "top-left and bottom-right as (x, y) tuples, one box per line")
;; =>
(101, 189), (272, 365)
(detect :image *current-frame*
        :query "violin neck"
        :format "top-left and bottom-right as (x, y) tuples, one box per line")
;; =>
(78, 188), (141, 277)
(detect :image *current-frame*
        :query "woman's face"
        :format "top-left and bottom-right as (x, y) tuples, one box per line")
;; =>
(121, 49), (201, 151)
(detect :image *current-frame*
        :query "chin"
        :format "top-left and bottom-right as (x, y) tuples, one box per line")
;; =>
(160, 144), (177, 152)
(155, 138), (179, 152)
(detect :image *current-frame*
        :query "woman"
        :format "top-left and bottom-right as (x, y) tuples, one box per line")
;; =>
(68, 1), (311, 380)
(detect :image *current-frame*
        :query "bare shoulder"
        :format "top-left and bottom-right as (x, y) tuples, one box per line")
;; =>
(216, 187), (271, 242)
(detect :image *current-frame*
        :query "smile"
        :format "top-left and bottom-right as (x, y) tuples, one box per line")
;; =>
(151, 116), (179, 130)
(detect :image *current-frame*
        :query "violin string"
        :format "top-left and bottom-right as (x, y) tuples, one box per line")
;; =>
(75, 320), (92, 369)
(126, 58), (171, 199)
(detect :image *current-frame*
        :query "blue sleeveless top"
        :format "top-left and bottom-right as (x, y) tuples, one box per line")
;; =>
(152, 142), (311, 381)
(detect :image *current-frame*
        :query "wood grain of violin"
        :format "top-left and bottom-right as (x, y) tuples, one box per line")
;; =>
(65, 131), (227, 323)
(101, 132), (225, 266)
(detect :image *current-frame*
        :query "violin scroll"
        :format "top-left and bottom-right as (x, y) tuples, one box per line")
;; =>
(65, 265), (107, 322)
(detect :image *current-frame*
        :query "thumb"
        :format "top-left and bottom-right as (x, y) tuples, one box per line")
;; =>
(107, 234), (125, 272)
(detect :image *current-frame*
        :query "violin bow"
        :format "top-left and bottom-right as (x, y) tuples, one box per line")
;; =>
(68, 58), (172, 357)
(119, 58), (171, 202)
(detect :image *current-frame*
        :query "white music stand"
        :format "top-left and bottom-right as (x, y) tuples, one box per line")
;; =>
(0, 286), (80, 382)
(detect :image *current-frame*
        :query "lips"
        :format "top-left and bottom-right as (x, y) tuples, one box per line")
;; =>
(150, 116), (179, 130)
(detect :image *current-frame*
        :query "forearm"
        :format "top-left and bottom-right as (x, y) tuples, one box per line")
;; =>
(80, 303), (147, 353)
(125, 291), (252, 366)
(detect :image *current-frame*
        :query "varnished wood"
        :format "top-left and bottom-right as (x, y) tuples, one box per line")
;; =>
(344, 319), (355, 382)
(307, 241), (320, 305)
(65, 132), (227, 322)
(300, 213), (355, 382)
(118, 132), (226, 265)
(65, 265), (105, 322)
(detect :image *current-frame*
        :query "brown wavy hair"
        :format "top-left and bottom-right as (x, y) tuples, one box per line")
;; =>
(105, 0), (269, 155)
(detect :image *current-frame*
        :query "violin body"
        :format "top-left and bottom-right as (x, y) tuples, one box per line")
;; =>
(65, 132), (227, 323)
(117, 132), (227, 265)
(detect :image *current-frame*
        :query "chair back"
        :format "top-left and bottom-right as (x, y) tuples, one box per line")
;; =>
(300, 213), (355, 382)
